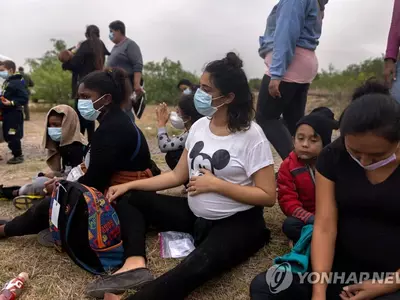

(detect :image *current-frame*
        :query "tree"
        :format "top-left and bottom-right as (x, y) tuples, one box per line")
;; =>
(143, 58), (199, 105)
(26, 39), (71, 104)
(249, 78), (262, 92)
(312, 56), (385, 92)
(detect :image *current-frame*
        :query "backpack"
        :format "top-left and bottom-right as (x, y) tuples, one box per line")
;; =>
(49, 180), (124, 275)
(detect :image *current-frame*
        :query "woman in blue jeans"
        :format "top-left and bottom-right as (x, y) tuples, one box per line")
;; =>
(250, 87), (400, 300)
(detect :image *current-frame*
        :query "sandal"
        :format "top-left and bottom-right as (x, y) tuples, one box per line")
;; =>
(37, 229), (54, 247)
(13, 195), (44, 210)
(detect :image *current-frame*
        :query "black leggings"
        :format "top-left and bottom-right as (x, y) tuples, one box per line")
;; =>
(256, 75), (309, 160)
(4, 197), (50, 236)
(115, 190), (270, 300)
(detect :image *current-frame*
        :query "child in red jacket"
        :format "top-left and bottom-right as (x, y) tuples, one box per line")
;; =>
(278, 107), (338, 244)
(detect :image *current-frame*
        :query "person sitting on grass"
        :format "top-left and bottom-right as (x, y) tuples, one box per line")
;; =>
(85, 52), (276, 300)
(0, 105), (87, 209)
(0, 68), (154, 245)
(156, 92), (202, 171)
(250, 82), (400, 300)
(277, 107), (338, 246)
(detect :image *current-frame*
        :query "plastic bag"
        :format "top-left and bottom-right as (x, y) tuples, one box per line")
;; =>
(159, 231), (195, 258)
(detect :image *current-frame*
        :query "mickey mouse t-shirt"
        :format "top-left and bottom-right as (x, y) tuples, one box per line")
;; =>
(186, 117), (274, 220)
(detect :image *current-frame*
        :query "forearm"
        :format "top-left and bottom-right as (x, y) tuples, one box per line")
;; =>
(157, 128), (186, 152)
(125, 170), (186, 192)
(214, 178), (275, 207)
(133, 72), (142, 88)
(385, 0), (400, 60)
(311, 225), (337, 293)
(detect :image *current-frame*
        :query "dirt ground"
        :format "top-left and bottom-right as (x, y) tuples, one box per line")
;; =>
(0, 100), (331, 299)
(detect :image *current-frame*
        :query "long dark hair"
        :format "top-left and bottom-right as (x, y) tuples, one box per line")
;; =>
(204, 52), (253, 133)
(85, 25), (105, 71)
(178, 93), (203, 124)
(81, 68), (131, 107)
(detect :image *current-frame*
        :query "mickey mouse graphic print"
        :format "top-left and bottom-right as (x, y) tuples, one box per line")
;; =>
(186, 117), (274, 220)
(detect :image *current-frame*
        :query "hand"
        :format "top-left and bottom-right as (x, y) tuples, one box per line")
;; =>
(106, 183), (130, 202)
(340, 279), (400, 300)
(187, 169), (218, 196)
(269, 79), (282, 98)
(1, 97), (11, 106)
(44, 178), (58, 195)
(134, 86), (144, 98)
(156, 102), (169, 127)
(384, 59), (396, 88)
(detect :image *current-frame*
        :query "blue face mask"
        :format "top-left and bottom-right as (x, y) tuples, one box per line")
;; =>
(0, 70), (9, 79)
(193, 89), (225, 117)
(109, 31), (114, 41)
(77, 95), (106, 121)
(48, 127), (62, 142)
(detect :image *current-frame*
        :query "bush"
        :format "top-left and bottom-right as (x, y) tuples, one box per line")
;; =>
(27, 39), (72, 104)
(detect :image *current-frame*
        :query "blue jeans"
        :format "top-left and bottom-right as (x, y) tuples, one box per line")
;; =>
(391, 63), (400, 104)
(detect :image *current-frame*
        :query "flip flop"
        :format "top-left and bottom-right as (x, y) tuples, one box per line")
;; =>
(13, 195), (44, 210)
(37, 229), (54, 248)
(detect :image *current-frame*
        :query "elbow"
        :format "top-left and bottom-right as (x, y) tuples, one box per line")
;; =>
(262, 190), (277, 207)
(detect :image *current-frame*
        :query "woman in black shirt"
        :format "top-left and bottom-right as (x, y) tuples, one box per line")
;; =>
(62, 25), (110, 143)
(0, 68), (153, 238)
(251, 86), (400, 300)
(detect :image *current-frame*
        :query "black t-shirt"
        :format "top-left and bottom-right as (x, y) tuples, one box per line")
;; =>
(316, 138), (400, 273)
(59, 142), (85, 171)
(78, 106), (151, 192)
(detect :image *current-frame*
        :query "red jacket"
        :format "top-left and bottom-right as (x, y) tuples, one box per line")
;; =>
(277, 151), (315, 223)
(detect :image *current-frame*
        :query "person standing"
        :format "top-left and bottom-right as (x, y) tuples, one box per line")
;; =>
(60, 25), (109, 143)
(107, 20), (145, 121)
(18, 67), (34, 121)
(256, 0), (328, 160)
(0, 61), (29, 164)
(384, 0), (400, 102)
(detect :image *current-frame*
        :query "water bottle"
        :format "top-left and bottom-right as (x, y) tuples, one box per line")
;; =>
(0, 272), (29, 300)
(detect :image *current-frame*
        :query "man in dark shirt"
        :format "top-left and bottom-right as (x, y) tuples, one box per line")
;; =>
(107, 20), (146, 120)
(18, 67), (34, 121)
(0, 60), (29, 164)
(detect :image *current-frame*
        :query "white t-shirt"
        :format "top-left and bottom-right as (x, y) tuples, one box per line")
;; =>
(185, 117), (274, 220)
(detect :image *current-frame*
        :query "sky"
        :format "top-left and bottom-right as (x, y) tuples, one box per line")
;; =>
(1, 0), (395, 78)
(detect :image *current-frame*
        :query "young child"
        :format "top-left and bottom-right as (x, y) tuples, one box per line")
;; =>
(0, 60), (29, 164)
(277, 107), (339, 245)
(0, 105), (87, 209)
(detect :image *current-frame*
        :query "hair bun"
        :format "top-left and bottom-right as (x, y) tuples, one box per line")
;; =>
(224, 52), (243, 69)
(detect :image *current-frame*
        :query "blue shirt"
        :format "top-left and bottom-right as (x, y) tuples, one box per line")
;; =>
(258, 0), (327, 80)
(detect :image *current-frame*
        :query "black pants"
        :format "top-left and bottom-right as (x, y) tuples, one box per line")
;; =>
(165, 150), (183, 170)
(250, 272), (400, 300)
(282, 216), (306, 243)
(23, 102), (30, 121)
(115, 191), (270, 300)
(2, 109), (24, 157)
(4, 197), (50, 236)
(256, 75), (309, 160)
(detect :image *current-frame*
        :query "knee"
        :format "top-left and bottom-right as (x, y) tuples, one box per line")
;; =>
(250, 272), (270, 299)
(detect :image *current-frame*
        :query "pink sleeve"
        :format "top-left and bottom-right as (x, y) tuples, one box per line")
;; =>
(386, 0), (400, 61)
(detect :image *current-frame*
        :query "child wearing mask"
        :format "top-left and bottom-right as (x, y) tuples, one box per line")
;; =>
(0, 105), (86, 209)
(0, 60), (29, 164)
(277, 107), (338, 245)
(156, 91), (202, 170)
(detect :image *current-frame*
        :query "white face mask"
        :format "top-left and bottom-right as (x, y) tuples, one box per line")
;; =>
(347, 143), (399, 171)
(170, 111), (186, 130)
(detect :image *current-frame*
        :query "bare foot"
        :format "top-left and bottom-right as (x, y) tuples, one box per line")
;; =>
(104, 293), (122, 300)
(113, 256), (146, 275)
